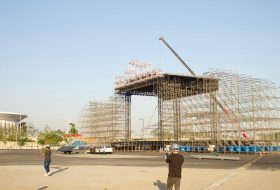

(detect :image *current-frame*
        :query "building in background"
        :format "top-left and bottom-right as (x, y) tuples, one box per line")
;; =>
(0, 112), (28, 141)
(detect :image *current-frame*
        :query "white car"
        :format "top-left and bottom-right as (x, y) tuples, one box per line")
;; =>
(99, 145), (113, 154)
(90, 145), (113, 154)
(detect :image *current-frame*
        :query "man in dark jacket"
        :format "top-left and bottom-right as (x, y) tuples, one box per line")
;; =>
(41, 144), (52, 176)
(164, 144), (184, 190)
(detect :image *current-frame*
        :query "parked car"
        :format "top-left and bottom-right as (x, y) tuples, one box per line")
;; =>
(90, 145), (113, 154)
(57, 146), (75, 154)
(57, 140), (90, 154)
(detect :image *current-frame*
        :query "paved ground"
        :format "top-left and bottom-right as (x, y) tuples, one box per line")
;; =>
(0, 150), (279, 190)
(0, 149), (257, 168)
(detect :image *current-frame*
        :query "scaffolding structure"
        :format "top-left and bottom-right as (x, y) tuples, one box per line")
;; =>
(78, 60), (280, 150)
(78, 96), (127, 145)
(203, 70), (280, 146)
(157, 69), (280, 147)
(156, 76), (219, 144)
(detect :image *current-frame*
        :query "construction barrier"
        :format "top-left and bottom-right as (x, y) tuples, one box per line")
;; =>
(178, 145), (280, 153)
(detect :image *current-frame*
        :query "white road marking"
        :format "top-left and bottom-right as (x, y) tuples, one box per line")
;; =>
(203, 156), (263, 190)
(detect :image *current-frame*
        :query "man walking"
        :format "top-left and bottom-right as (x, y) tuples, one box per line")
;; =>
(164, 144), (184, 190)
(41, 144), (52, 176)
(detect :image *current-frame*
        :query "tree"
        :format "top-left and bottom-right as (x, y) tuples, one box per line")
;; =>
(17, 137), (28, 147)
(0, 128), (7, 144)
(37, 128), (64, 146)
(26, 125), (39, 141)
(68, 123), (78, 135)
(37, 134), (45, 145)
(44, 130), (64, 145)
(0, 128), (3, 141)
(43, 124), (52, 133)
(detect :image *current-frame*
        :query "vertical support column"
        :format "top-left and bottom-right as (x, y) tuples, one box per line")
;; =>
(158, 96), (164, 141)
(210, 91), (218, 148)
(251, 80), (255, 143)
(155, 79), (164, 142)
(124, 94), (131, 141)
(156, 78), (182, 143)
(173, 97), (181, 143)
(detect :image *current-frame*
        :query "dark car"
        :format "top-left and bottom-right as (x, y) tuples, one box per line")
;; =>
(57, 146), (75, 154)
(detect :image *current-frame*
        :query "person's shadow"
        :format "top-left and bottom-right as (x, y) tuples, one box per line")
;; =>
(37, 186), (48, 190)
(49, 167), (68, 176)
(154, 180), (167, 190)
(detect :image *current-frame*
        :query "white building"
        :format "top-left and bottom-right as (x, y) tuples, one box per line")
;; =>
(0, 112), (27, 141)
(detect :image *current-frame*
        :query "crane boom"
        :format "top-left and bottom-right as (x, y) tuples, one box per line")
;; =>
(159, 36), (196, 76)
(159, 36), (243, 135)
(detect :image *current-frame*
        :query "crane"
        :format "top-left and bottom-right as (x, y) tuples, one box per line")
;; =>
(159, 36), (246, 141)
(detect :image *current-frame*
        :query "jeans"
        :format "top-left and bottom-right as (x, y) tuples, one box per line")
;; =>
(44, 160), (51, 173)
(167, 177), (181, 190)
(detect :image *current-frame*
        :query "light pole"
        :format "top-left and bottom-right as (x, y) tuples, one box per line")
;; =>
(139, 118), (144, 138)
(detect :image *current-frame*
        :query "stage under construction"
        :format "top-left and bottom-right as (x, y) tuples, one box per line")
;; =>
(78, 58), (280, 152)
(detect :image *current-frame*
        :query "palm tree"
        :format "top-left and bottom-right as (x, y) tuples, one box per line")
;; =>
(68, 123), (77, 135)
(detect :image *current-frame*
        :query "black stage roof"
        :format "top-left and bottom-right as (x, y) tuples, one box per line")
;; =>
(115, 73), (219, 97)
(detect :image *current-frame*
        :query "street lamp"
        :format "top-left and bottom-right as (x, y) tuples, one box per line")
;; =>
(139, 118), (144, 138)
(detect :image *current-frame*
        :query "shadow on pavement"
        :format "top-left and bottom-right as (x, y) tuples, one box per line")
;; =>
(49, 167), (68, 176)
(37, 186), (48, 190)
(154, 180), (167, 190)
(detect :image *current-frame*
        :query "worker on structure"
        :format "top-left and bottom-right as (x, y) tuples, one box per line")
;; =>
(164, 144), (184, 190)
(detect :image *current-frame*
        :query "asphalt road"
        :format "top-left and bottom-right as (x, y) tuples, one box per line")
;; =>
(0, 149), (279, 170)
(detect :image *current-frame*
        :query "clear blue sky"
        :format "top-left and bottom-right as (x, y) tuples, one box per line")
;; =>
(1, 0), (280, 133)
